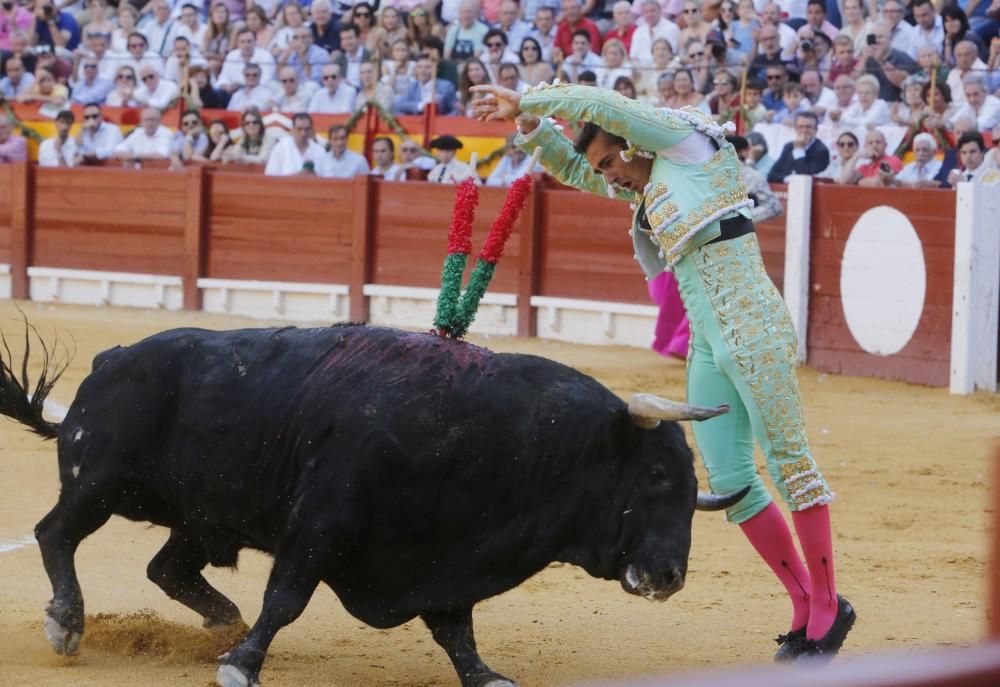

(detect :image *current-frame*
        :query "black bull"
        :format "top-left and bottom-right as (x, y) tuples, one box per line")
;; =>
(0, 323), (746, 687)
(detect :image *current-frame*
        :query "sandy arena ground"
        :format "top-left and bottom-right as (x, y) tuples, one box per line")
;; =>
(0, 300), (996, 687)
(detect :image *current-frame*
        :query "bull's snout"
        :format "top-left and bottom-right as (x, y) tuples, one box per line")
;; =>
(621, 564), (686, 601)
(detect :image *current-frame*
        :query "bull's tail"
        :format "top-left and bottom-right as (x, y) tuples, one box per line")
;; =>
(0, 316), (71, 440)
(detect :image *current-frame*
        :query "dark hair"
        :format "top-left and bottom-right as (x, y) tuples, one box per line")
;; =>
(458, 58), (491, 103)
(613, 75), (637, 98)
(484, 27), (508, 45)
(240, 106), (265, 150)
(911, 0), (933, 9)
(836, 130), (859, 146)
(577, 69), (597, 83)
(956, 130), (985, 152)
(519, 36), (542, 64)
(205, 118), (231, 155)
(921, 79), (951, 104)
(941, 3), (971, 38)
(83, 101), (103, 110)
(806, 0), (825, 11)
(55, 110), (74, 124)
(174, 35), (190, 45)
(127, 31), (148, 46)
(498, 62), (520, 79)
(745, 78), (766, 92)
(572, 28), (592, 42)
(181, 108), (202, 122)
(328, 124), (348, 136)
(726, 135), (748, 152)
(292, 112), (313, 126)
(574, 122), (626, 155)
(236, 27), (255, 39)
(373, 136), (394, 153)
(340, 22), (360, 36)
(795, 110), (820, 126)
(421, 36), (444, 53)
(813, 31), (832, 50)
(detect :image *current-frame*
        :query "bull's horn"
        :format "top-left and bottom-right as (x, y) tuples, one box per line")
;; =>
(628, 393), (730, 429)
(696, 485), (751, 512)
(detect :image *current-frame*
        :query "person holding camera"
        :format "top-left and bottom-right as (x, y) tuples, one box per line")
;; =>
(839, 128), (902, 186)
(27, 0), (80, 55)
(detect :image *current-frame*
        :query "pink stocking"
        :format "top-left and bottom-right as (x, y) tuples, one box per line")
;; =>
(791, 504), (838, 640)
(739, 502), (811, 631)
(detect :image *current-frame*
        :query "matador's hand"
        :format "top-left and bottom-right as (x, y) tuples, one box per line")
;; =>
(470, 84), (522, 122)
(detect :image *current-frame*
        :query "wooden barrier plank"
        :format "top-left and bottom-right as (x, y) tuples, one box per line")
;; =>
(351, 175), (374, 321)
(373, 182), (521, 292)
(0, 164), (12, 265)
(9, 162), (31, 298)
(184, 166), (207, 310)
(517, 175), (543, 337)
(205, 173), (354, 284)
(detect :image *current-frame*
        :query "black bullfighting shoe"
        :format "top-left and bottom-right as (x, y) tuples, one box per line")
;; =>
(796, 595), (857, 664)
(773, 627), (807, 663)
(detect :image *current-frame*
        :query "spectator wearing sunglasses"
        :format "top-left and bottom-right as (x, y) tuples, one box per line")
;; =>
(70, 56), (113, 104)
(308, 63), (357, 113)
(134, 64), (179, 109)
(74, 102), (123, 163)
(122, 31), (165, 78)
(270, 66), (314, 111)
(106, 65), (140, 106)
(481, 28), (519, 82)
(170, 109), (209, 169)
(0, 56), (36, 99)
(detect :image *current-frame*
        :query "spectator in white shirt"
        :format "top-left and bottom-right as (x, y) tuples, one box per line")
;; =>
(38, 110), (77, 167)
(70, 56), (114, 105)
(124, 32), (165, 76)
(74, 104), (123, 164)
(399, 138), (436, 176)
(113, 107), (174, 163)
(370, 136), (404, 180)
(142, 0), (181, 57)
(882, 0), (917, 59)
(895, 132), (943, 187)
(227, 63), (272, 111)
(947, 131), (1000, 185)
(494, 0), (531, 52)
(174, 3), (207, 50)
(270, 66), (313, 112)
(838, 74), (890, 129)
(324, 124), (370, 178)
(946, 40), (986, 109)
(799, 69), (837, 118)
(496, 62), (528, 93)
(265, 113), (330, 176)
(135, 64), (180, 109)
(629, 0), (679, 64)
(164, 36), (208, 85)
(911, 0), (944, 58)
(74, 31), (121, 83)
(308, 64), (357, 113)
(219, 28), (277, 93)
(486, 136), (540, 185)
(562, 29), (602, 82)
(481, 28), (520, 82)
(950, 72), (1000, 133)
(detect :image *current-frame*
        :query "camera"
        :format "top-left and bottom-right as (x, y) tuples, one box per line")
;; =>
(866, 33), (877, 45)
(879, 161), (891, 173)
(42, 4), (55, 17)
(800, 39), (813, 51)
(710, 42), (726, 59)
(1, 2), (13, 10)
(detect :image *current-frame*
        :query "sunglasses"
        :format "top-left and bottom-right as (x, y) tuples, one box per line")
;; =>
(683, 7), (698, 12)
(280, 77), (296, 83)
(83, 63), (98, 68)
(117, 73), (134, 79)
(182, 119), (200, 126)
(837, 140), (857, 147)
(523, 44), (538, 50)
(767, 74), (783, 80)
(243, 119), (261, 125)
(128, 42), (145, 48)
(141, 74), (156, 81)
(354, 11), (370, 16)
(688, 51), (703, 57)
(487, 41), (503, 47)
(244, 72), (260, 77)
(322, 74), (339, 80)
(83, 113), (101, 119)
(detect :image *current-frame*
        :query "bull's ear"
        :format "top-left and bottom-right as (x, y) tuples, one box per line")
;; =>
(628, 393), (730, 429)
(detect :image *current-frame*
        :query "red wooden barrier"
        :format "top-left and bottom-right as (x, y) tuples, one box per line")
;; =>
(807, 185), (955, 387)
(0, 164), (15, 267)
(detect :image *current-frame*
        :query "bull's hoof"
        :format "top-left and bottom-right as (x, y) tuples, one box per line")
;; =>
(215, 664), (260, 687)
(43, 613), (81, 656)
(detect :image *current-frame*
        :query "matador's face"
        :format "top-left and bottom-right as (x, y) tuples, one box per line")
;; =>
(585, 133), (654, 194)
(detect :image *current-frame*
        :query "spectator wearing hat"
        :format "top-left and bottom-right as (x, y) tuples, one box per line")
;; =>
(265, 112), (330, 176)
(38, 109), (76, 167)
(74, 102), (123, 164)
(324, 124), (370, 178)
(394, 55), (457, 115)
(427, 135), (475, 183)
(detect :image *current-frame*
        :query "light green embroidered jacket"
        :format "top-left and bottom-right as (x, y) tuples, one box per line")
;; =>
(514, 83), (753, 278)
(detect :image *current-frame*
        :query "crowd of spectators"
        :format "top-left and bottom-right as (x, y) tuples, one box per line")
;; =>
(0, 0), (998, 183)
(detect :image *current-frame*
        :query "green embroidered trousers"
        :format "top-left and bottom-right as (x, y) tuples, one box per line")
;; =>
(672, 231), (833, 524)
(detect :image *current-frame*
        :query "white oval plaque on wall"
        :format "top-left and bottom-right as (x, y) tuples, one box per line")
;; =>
(840, 206), (926, 356)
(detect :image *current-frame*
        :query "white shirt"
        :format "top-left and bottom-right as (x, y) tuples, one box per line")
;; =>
(629, 18), (680, 63)
(265, 136), (331, 176)
(839, 99), (891, 129)
(896, 158), (942, 184)
(134, 79), (180, 109)
(38, 136), (77, 167)
(807, 87), (838, 112)
(912, 16), (944, 58)
(428, 159), (478, 184)
(777, 22), (797, 60)
(947, 60), (987, 108)
(114, 125), (174, 158)
(323, 148), (370, 178)
(485, 154), (541, 186)
(218, 47), (277, 89)
(227, 85), (273, 111)
(342, 45), (366, 88)
(562, 51), (602, 82)
(888, 20), (916, 60)
(125, 50), (166, 77)
(142, 17), (182, 56)
(271, 89), (312, 113)
(949, 95), (1000, 132)
(307, 83), (357, 114)
(371, 163), (405, 181)
(75, 50), (126, 82)
(164, 53), (208, 84)
(77, 121), (124, 159)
